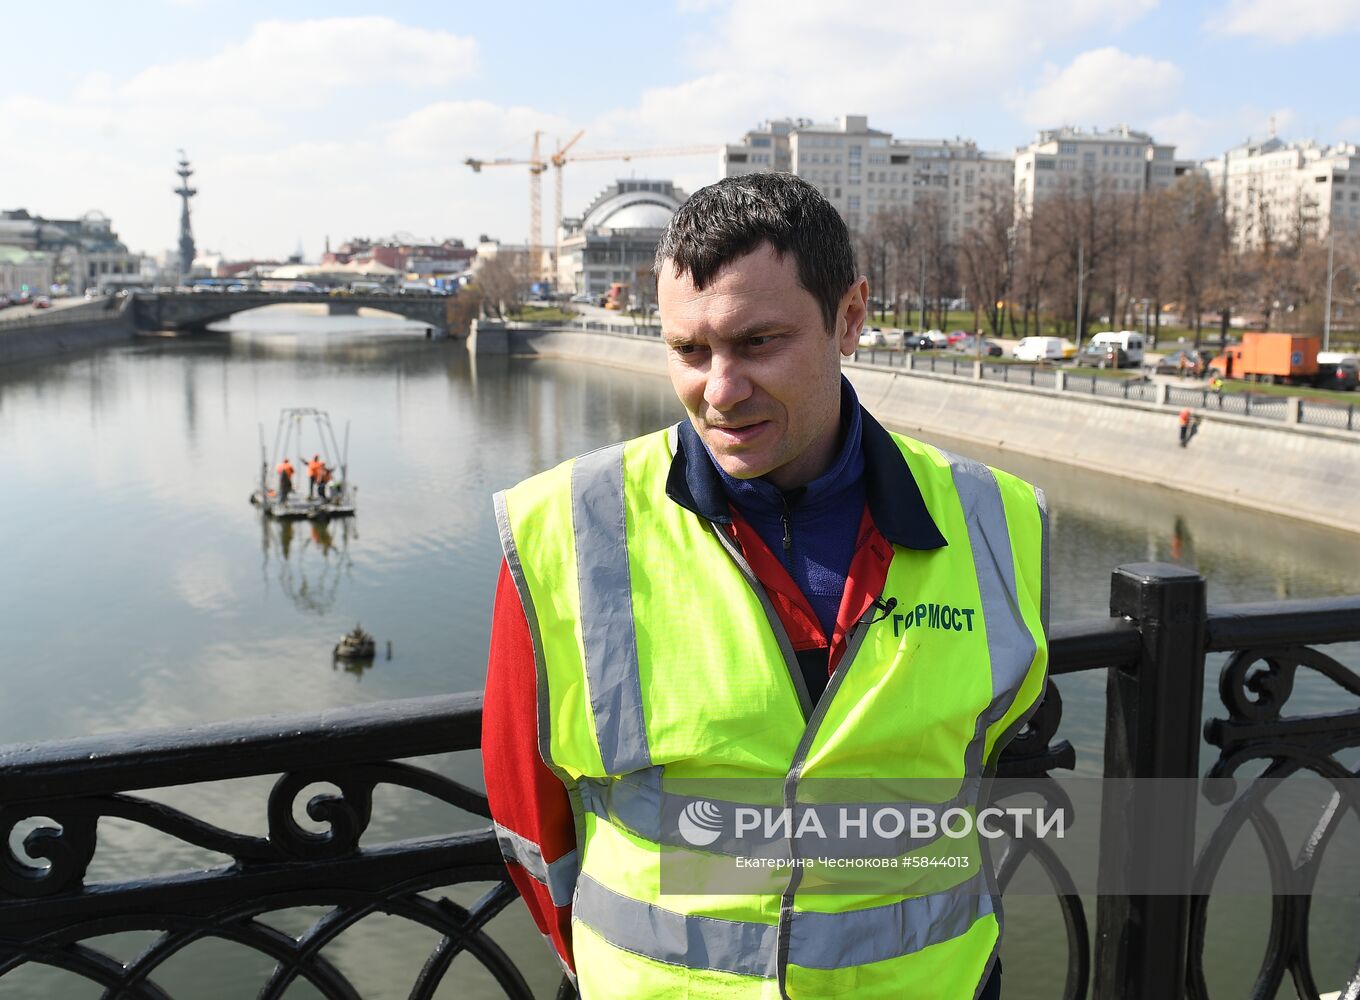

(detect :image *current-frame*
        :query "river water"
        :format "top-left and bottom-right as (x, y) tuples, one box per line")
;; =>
(1, 310), (1357, 998)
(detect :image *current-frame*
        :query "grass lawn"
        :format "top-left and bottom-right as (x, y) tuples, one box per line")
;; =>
(513, 305), (577, 323)
(1215, 379), (1359, 404)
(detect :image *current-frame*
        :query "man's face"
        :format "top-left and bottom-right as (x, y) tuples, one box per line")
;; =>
(657, 243), (867, 490)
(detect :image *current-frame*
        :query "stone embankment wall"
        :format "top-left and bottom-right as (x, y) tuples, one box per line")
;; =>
(496, 324), (1360, 536)
(0, 298), (136, 365)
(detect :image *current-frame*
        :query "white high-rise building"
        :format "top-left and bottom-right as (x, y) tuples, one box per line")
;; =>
(1202, 138), (1360, 251)
(1013, 125), (1192, 216)
(722, 115), (1013, 239)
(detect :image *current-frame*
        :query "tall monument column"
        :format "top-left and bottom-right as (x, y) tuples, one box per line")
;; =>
(175, 150), (197, 285)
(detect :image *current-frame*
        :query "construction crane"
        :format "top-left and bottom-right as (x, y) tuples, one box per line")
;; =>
(465, 132), (719, 284)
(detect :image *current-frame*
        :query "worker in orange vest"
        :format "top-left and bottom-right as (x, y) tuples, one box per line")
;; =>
(276, 458), (295, 501)
(306, 454), (325, 499)
(1178, 407), (1193, 448)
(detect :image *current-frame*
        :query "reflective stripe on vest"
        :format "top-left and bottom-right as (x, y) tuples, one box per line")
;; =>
(574, 869), (992, 977)
(494, 821), (579, 907)
(495, 427), (1047, 997)
(569, 443), (651, 774)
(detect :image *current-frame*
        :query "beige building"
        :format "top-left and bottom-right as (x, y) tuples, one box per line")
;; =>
(723, 115), (1012, 239)
(1013, 126), (1192, 216)
(1202, 138), (1360, 250)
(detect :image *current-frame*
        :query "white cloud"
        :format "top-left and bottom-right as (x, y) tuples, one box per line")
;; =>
(1336, 116), (1360, 142)
(1206, 0), (1360, 43)
(600, 0), (1161, 148)
(119, 17), (477, 108)
(386, 101), (573, 160)
(1150, 106), (1295, 159)
(1020, 47), (1183, 127)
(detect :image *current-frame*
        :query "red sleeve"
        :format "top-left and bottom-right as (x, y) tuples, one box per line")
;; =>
(482, 560), (577, 973)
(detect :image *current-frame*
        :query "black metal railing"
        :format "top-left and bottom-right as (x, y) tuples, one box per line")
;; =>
(844, 347), (1360, 434)
(2, 565), (1357, 999)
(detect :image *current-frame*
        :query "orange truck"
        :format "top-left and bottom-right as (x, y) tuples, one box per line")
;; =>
(1209, 332), (1320, 385)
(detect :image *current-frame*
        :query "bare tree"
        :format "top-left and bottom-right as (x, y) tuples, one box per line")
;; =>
(472, 253), (529, 319)
(1154, 175), (1227, 345)
(956, 179), (1015, 336)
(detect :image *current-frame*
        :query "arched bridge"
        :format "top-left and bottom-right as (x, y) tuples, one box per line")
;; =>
(131, 291), (455, 335)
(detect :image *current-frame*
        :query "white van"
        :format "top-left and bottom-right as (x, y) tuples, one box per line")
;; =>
(1090, 330), (1146, 364)
(1013, 336), (1068, 362)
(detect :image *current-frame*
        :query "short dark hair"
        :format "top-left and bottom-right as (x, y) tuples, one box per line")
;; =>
(654, 173), (856, 332)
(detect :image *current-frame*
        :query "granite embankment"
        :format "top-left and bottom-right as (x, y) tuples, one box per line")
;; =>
(478, 323), (1360, 535)
(0, 298), (137, 365)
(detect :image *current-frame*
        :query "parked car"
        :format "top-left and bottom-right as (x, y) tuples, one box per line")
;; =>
(569, 292), (594, 304)
(1317, 352), (1360, 391)
(921, 329), (949, 349)
(945, 330), (970, 346)
(0, 295), (12, 310)
(1013, 336), (1068, 362)
(1074, 342), (1130, 368)
(1153, 348), (1206, 376)
(950, 336), (1004, 357)
(858, 327), (888, 348)
(1089, 330), (1146, 364)
(32, 296), (51, 309)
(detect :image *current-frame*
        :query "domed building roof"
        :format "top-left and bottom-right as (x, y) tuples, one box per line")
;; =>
(578, 180), (686, 233)
(592, 201), (676, 231)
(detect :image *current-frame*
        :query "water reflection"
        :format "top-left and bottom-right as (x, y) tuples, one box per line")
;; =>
(259, 515), (356, 616)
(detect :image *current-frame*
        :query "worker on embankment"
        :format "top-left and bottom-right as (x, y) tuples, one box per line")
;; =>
(1178, 407), (1200, 448)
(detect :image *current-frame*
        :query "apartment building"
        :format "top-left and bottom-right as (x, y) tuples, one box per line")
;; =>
(1013, 125), (1192, 215)
(722, 115), (1013, 239)
(1202, 138), (1360, 250)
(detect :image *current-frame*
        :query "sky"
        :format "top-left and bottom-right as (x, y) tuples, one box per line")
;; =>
(4, 0), (1359, 261)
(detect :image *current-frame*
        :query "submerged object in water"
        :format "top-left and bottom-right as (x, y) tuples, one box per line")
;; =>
(334, 623), (376, 661)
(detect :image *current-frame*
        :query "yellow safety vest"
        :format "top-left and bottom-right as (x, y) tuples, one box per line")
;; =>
(494, 425), (1048, 999)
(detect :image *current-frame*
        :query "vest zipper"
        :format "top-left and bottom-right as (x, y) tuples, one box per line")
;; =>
(773, 596), (883, 998)
(779, 496), (792, 553)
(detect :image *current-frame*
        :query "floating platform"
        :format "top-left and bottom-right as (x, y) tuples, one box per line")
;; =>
(250, 492), (355, 520)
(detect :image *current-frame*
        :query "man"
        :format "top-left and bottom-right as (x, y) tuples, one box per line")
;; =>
(275, 457), (294, 503)
(483, 173), (1047, 999)
(306, 454), (324, 499)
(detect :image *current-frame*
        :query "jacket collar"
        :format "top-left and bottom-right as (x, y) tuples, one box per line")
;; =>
(665, 406), (947, 551)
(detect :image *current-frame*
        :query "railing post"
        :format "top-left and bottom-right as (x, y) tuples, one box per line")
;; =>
(1156, 383), (1169, 405)
(1054, 370), (1066, 393)
(1287, 396), (1302, 424)
(973, 360), (983, 380)
(1095, 563), (1206, 1000)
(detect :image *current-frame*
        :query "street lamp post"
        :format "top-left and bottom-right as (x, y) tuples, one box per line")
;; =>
(1324, 225), (1354, 354)
(1324, 226), (1340, 352)
(1075, 242), (1087, 351)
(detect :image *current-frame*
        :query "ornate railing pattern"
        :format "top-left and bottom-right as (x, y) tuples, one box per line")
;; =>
(1, 565), (1357, 999)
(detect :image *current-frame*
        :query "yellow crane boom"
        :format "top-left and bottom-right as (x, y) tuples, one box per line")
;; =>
(465, 133), (720, 286)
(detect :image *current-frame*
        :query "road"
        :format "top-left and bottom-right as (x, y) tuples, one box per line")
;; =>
(0, 295), (97, 320)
